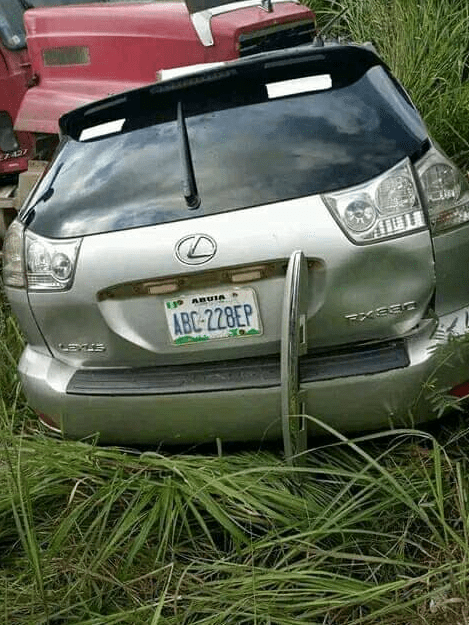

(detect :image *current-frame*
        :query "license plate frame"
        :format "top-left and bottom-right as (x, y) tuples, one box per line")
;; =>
(164, 287), (263, 345)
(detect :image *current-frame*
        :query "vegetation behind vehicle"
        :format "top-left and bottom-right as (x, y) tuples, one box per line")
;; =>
(313, 0), (469, 173)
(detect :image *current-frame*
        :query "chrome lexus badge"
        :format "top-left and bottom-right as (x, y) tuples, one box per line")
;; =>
(175, 234), (217, 265)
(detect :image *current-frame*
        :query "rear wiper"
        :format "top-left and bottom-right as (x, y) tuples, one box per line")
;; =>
(177, 101), (201, 210)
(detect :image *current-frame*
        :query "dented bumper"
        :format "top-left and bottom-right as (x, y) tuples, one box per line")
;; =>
(17, 302), (469, 447)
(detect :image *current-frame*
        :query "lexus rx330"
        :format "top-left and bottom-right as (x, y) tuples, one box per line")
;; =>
(4, 44), (469, 455)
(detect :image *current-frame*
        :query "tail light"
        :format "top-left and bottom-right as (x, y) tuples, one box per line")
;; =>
(2, 221), (81, 291)
(415, 146), (469, 234)
(449, 380), (469, 399)
(322, 158), (426, 244)
(2, 221), (25, 287)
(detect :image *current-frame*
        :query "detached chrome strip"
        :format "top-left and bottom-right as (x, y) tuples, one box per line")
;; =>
(190, 0), (298, 46)
(281, 250), (308, 465)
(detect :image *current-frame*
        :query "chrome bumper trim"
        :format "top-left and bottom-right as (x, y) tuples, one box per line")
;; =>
(280, 251), (309, 462)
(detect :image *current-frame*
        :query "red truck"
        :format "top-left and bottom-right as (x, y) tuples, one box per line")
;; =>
(0, 0), (316, 238)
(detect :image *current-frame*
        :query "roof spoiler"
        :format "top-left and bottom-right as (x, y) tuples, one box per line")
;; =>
(60, 44), (384, 141)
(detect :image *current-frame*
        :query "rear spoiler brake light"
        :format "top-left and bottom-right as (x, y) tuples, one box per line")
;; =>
(60, 44), (384, 141)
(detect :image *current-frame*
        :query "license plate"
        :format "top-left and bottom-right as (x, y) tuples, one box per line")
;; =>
(165, 288), (263, 345)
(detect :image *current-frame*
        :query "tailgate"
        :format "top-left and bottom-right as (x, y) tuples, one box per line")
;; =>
(28, 196), (435, 368)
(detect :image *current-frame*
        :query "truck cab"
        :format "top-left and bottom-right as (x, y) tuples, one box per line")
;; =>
(0, 0), (33, 178)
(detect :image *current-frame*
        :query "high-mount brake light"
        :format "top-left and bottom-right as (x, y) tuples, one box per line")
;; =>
(416, 146), (469, 234)
(25, 232), (81, 291)
(2, 221), (25, 288)
(322, 158), (425, 243)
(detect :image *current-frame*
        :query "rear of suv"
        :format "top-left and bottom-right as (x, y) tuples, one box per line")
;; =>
(4, 44), (469, 454)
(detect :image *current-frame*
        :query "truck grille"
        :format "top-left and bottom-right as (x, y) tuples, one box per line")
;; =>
(239, 20), (315, 57)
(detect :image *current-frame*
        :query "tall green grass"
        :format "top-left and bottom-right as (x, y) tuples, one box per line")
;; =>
(313, 0), (469, 171)
(2, 406), (469, 622)
(3, 0), (469, 622)
(2, 297), (469, 623)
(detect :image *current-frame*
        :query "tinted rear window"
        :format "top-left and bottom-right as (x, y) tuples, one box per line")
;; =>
(24, 64), (428, 238)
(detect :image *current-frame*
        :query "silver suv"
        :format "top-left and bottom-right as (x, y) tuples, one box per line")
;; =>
(4, 44), (469, 455)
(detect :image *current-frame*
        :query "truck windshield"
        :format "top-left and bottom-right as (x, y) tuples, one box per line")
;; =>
(0, 0), (27, 49)
(185, 0), (237, 14)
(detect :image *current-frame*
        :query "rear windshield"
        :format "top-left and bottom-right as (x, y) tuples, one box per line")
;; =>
(24, 63), (428, 238)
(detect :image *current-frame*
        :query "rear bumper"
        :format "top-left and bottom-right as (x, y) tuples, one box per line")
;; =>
(18, 306), (469, 445)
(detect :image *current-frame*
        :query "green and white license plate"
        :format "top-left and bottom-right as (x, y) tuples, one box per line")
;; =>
(165, 288), (263, 345)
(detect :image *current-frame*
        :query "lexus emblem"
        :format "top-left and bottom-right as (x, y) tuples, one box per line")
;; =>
(175, 234), (217, 265)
